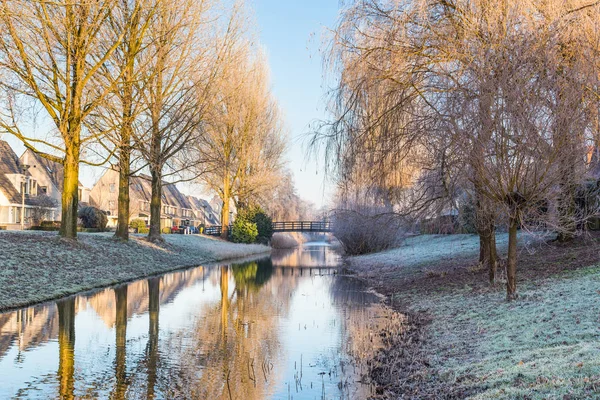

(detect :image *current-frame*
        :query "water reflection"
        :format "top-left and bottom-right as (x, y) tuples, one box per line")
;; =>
(57, 298), (75, 400)
(0, 243), (390, 399)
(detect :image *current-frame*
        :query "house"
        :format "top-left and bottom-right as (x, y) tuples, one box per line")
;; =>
(20, 148), (92, 215)
(90, 169), (217, 229)
(0, 141), (59, 229)
(187, 195), (220, 226)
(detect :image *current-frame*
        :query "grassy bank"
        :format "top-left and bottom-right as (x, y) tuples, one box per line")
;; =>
(347, 233), (600, 399)
(0, 231), (270, 311)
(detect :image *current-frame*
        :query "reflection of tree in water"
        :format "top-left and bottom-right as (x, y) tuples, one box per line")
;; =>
(57, 297), (75, 400)
(111, 285), (128, 400)
(160, 261), (299, 400)
(232, 257), (273, 293)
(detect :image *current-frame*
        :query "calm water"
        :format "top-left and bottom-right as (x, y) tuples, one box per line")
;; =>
(0, 243), (391, 399)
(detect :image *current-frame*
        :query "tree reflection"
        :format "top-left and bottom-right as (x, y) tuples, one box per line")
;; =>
(160, 260), (291, 399)
(57, 298), (75, 400)
(111, 285), (128, 399)
(146, 277), (160, 399)
(232, 258), (274, 294)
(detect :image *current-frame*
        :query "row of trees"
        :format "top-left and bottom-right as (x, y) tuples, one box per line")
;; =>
(0, 0), (287, 241)
(316, 0), (600, 299)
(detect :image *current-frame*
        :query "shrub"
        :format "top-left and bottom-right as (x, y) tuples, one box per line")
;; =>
(29, 226), (59, 231)
(231, 219), (258, 244)
(129, 218), (147, 232)
(138, 227), (150, 234)
(40, 220), (60, 228)
(78, 206), (108, 231)
(237, 205), (273, 241)
(161, 227), (171, 234)
(332, 205), (405, 255)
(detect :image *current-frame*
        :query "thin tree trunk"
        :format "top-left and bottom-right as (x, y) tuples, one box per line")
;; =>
(60, 145), (80, 239)
(506, 215), (519, 301)
(490, 226), (497, 283)
(220, 175), (230, 240)
(148, 168), (163, 242)
(476, 196), (497, 284)
(479, 222), (497, 284)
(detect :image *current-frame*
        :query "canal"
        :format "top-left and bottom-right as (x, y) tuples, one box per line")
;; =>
(0, 243), (394, 399)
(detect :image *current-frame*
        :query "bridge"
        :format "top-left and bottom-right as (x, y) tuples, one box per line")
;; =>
(204, 221), (332, 236)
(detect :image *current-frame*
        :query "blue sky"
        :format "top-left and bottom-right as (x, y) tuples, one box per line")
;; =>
(252, 0), (340, 209)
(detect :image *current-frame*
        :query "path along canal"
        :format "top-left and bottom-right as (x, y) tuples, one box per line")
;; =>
(0, 242), (396, 399)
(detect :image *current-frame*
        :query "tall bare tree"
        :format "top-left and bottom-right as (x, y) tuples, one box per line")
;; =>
(196, 50), (286, 239)
(136, 0), (241, 242)
(0, 0), (124, 238)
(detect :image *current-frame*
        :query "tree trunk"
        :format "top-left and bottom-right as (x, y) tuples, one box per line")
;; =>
(506, 215), (519, 301)
(490, 227), (497, 282)
(60, 146), (80, 239)
(115, 147), (131, 240)
(115, 73), (134, 241)
(220, 175), (230, 240)
(221, 198), (230, 240)
(476, 196), (497, 284)
(57, 297), (76, 399)
(148, 168), (163, 242)
(479, 222), (497, 284)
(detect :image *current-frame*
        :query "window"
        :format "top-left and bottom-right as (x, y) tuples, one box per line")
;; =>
(39, 186), (47, 195)
(29, 180), (37, 196)
(109, 183), (116, 193)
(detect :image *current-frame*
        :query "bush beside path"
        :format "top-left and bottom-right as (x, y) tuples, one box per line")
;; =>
(0, 231), (270, 312)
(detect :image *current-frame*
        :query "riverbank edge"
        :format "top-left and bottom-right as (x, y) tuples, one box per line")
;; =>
(0, 231), (271, 313)
(342, 233), (600, 399)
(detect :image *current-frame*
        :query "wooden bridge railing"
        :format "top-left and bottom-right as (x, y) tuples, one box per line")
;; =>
(203, 221), (331, 237)
(271, 221), (332, 233)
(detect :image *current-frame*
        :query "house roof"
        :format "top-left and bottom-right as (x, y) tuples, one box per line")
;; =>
(23, 149), (85, 189)
(130, 174), (193, 211)
(187, 195), (220, 225)
(0, 141), (54, 206)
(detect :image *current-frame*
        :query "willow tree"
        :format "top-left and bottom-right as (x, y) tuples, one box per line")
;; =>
(196, 51), (286, 239)
(0, 0), (123, 238)
(318, 0), (600, 297)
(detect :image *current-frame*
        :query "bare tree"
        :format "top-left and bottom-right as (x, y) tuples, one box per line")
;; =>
(0, 0), (124, 238)
(317, 0), (600, 299)
(136, 0), (240, 242)
(196, 49), (286, 239)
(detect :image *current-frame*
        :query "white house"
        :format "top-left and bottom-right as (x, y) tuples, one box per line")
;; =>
(0, 141), (59, 229)
(20, 149), (91, 216)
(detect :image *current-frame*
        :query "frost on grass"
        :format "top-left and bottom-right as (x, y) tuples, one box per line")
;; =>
(347, 233), (544, 282)
(401, 266), (600, 398)
(0, 231), (269, 311)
